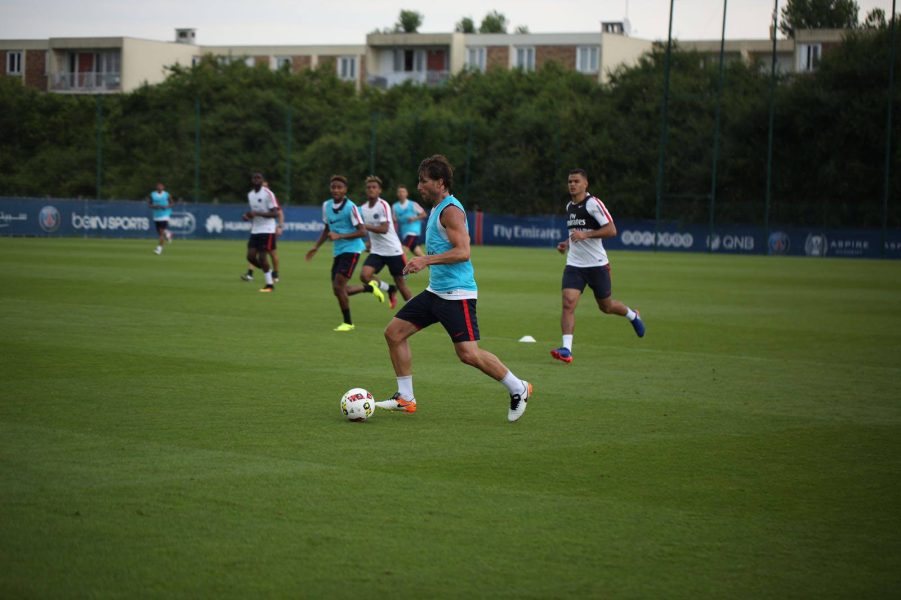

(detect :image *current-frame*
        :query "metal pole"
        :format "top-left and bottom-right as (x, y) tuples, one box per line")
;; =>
(882, 0), (897, 258)
(95, 95), (103, 199)
(654, 0), (675, 250)
(709, 0), (728, 252)
(285, 105), (292, 204)
(764, 0), (779, 244)
(194, 96), (201, 202)
(369, 112), (378, 175)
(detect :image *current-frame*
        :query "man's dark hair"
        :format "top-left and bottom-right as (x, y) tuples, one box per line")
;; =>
(365, 175), (383, 186)
(568, 168), (589, 182)
(330, 174), (348, 185)
(418, 155), (453, 191)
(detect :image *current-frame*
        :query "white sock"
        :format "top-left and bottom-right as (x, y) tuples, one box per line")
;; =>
(500, 370), (526, 395)
(397, 375), (414, 400)
(562, 335), (573, 351)
(265, 271), (273, 285)
(379, 280), (390, 292)
(625, 308), (636, 321)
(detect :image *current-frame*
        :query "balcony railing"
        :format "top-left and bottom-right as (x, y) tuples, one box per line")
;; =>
(51, 72), (121, 92)
(367, 70), (449, 89)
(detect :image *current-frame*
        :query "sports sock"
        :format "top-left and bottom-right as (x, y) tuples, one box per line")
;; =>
(265, 271), (273, 285)
(397, 375), (414, 400)
(378, 280), (390, 292)
(341, 308), (352, 324)
(625, 308), (637, 321)
(562, 335), (573, 351)
(388, 284), (397, 293)
(500, 370), (526, 395)
(246, 269), (253, 277)
(362, 284), (373, 294)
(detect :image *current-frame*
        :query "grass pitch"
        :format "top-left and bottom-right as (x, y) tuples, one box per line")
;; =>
(1, 238), (900, 598)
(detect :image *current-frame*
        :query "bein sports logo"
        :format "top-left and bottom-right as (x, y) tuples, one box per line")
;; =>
(620, 230), (694, 249)
(205, 214), (224, 234)
(39, 205), (61, 232)
(168, 212), (196, 235)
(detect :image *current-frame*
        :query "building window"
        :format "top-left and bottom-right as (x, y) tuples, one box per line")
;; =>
(338, 56), (357, 80)
(515, 47), (535, 71)
(466, 47), (486, 72)
(393, 49), (425, 73)
(799, 43), (821, 72)
(244, 57), (255, 67)
(6, 51), (22, 75)
(576, 46), (599, 73)
(274, 56), (292, 70)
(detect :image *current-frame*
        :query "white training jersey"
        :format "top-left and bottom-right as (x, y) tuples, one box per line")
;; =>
(566, 195), (613, 268)
(248, 186), (280, 234)
(359, 198), (404, 256)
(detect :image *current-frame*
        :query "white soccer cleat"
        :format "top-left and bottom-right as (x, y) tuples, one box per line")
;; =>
(375, 392), (416, 413)
(507, 381), (532, 422)
(153, 246), (162, 255)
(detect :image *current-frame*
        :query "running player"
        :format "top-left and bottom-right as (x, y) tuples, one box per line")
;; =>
(148, 182), (173, 254)
(305, 175), (373, 332)
(392, 184), (427, 257)
(347, 175), (413, 309)
(243, 172), (280, 293)
(242, 180), (284, 283)
(550, 168), (645, 364)
(376, 155), (532, 422)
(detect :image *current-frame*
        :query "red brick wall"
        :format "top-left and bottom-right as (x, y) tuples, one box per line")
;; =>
(24, 49), (46, 90)
(486, 46), (509, 71)
(292, 56), (312, 72)
(536, 45), (576, 70)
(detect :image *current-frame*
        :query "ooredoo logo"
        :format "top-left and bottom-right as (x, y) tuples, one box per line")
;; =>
(621, 230), (694, 249)
(39, 205), (61, 232)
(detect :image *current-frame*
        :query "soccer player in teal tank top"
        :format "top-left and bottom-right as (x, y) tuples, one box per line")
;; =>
(376, 155), (533, 422)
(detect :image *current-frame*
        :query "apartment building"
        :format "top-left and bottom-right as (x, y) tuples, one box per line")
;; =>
(1, 25), (848, 95)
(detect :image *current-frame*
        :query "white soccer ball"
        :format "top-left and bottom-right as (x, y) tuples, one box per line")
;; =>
(340, 388), (375, 422)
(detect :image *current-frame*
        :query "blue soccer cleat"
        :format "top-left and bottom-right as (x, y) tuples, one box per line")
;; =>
(631, 312), (645, 338)
(550, 347), (573, 363)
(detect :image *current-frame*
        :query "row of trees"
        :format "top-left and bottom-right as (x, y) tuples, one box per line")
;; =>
(0, 21), (897, 228)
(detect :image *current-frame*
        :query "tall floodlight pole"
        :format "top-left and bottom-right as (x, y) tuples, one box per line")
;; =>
(882, 0), (897, 258)
(709, 0), (728, 252)
(764, 0), (779, 246)
(654, 0), (676, 250)
(194, 96), (201, 203)
(95, 95), (103, 199)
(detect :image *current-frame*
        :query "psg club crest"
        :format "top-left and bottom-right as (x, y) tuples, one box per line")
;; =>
(768, 231), (790, 255)
(38, 205), (61, 232)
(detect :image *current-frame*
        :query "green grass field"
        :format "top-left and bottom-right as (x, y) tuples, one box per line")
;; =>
(1, 237), (900, 598)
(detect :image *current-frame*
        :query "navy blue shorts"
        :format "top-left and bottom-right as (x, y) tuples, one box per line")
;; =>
(154, 220), (169, 233)
(402, 234), (420, 249)
(562, 265), (611, 299)
(248, 233), (276, 251)
(331, 252), (360, 280)
(395, 291), (480, 342)
(363, 253), (406, 277)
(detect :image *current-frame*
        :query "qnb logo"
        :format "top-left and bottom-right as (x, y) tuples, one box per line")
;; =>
(39, 206), (61, 232)
(205, 214), (224, 234)
(168, 212), (196, 235)
(707, 234), (755, 252)
(620, 230), (694, 249)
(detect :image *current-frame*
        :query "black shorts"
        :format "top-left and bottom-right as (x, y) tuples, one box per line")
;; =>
(562, 265), (612, 299)
(331, 252), (360, 280)
(395, 291), (480, 342)
(363, 253), (406, 277)
(248, 233), (277, 251)
(154, 220), (169, 233)
(402, 234), (420, 249)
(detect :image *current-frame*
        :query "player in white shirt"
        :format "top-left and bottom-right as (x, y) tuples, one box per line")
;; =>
(347, 176), (413, 309)
(551, 168), (645, 364)
(242, 172), (280, 293)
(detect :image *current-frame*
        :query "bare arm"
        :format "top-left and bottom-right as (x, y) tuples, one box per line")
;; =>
(570, 221), (616, 242)
(306, 225), (330, 261)
(328, 223), (367, 241)
(403, 206), (468, 274)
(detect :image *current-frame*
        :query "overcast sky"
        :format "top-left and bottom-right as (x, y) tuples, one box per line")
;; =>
(0, 0), (893, 45)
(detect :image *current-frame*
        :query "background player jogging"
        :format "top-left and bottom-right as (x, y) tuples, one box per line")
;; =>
(551, 168), (645, 364)
(392, 184), (427, 257)
(148, 182), (173, 255)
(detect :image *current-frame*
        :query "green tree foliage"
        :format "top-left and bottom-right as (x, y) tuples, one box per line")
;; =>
(0, 27), (898, 228)
(455, 17), (475, 33)
(479, 11), (508, 34)
(780, 0), (859, 36)
(395, 10), (424, 33)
